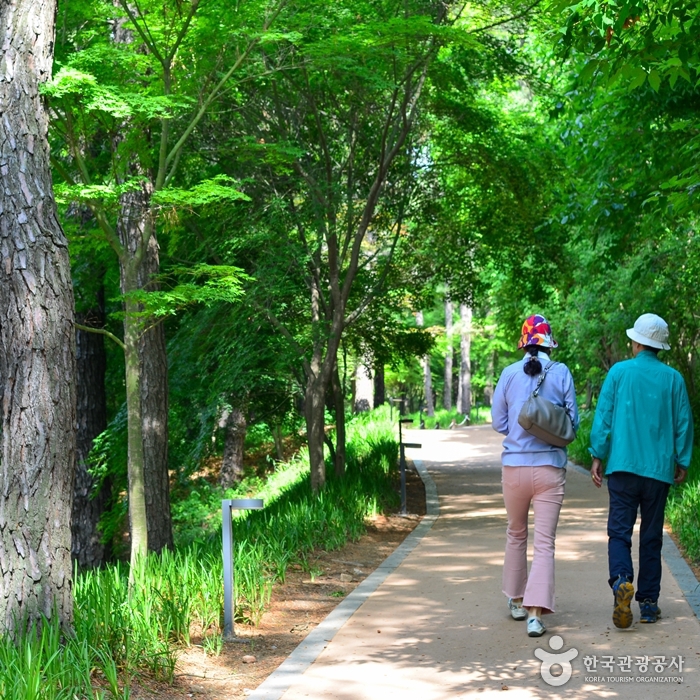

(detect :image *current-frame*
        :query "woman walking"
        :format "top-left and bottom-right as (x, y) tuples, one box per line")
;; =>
(491, 315), (578, 637)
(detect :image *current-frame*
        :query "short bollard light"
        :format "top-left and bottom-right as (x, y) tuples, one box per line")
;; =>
(222, 498), (264, 639)
(399, 419), (421, 515)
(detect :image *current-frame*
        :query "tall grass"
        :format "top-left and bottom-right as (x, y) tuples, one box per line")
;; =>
(406, 405), (491, 430)
(0, 409), (399, 698)
(666, 451), (700, 563)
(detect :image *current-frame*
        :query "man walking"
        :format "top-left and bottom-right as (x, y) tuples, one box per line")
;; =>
(590, 313), (693, 628)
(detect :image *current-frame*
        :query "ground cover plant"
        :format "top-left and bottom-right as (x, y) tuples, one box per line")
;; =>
(0, 410), (398, 699)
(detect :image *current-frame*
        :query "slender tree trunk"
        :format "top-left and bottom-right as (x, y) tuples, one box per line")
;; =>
(122, 280), (149, 566)
(73, 300), (110, 569)
(117, 188), (173, 553)
(373, 363), (385, 407)
(305, 377), (327, 492)
(457, 304), (472, 416)
(136, 237), (173, 552)
(331, 362), (345, 478)
(219, 406), (247, 488)
(0, 0), (76, 634)
(271, 422), (285, 461)
(416, 312), (434, 417)
(483, 350), (495, 407)
(444, 299), (453, 410)
(353, 358), (373, 412)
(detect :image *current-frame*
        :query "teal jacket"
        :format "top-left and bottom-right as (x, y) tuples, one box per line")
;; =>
(589, 351), (694, 484)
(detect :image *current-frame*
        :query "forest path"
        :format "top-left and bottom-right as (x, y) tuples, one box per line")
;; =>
(249, 425), (700, 700)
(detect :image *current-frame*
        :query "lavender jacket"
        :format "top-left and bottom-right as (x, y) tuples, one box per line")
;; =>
(491, 352), (579, 468)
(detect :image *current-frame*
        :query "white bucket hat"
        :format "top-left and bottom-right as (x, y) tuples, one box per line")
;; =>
(626, 313), (670, 350)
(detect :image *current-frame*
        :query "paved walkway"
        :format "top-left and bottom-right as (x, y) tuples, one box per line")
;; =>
(250, 426), (700, 699)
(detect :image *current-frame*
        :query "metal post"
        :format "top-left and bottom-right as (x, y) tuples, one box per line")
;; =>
(398, 419), (420, 516)
(222, 498), (264, 639)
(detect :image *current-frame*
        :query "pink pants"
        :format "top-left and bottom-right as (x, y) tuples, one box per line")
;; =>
(501, 466), (566, 615)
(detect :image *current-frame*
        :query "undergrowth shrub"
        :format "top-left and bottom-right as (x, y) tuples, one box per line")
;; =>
(666, 451), (700, 564)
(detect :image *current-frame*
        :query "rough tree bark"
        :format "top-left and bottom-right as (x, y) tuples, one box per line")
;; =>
(457, 304), (472, 415)
(219, 406), (247, 489)
(0, 0), (76, 633)
(444, 298), (453, 410)
(73, 300), (110, 569)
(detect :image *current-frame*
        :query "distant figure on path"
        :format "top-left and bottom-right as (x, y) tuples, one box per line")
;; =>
(590, 313), (693, 628)
(492, 315), (578, 637)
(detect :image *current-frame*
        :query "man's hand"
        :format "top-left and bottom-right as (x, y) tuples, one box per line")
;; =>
(674, 465), (688, 484)
(591, 458), (604, 488)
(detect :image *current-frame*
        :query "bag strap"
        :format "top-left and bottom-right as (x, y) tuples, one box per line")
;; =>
(533, 361), (557, 397)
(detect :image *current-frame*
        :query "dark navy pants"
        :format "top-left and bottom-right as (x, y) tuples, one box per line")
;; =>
(607, 471), (670, 602)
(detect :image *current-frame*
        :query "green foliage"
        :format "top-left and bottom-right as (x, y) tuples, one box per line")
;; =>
(128, 264), (249, 318)
(666, 456), (700, 564)
(567, 409), (593, 468)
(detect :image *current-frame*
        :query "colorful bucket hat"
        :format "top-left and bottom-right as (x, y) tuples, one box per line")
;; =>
(517, 314), (558, 349)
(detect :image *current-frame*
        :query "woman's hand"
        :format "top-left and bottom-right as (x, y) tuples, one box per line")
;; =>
(591, 458), (603, 488)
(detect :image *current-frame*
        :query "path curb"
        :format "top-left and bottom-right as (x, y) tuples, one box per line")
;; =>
(246, 459), (437, 700)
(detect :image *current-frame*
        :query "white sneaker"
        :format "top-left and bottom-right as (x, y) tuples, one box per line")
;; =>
(508, 598), (527, 621)
(527, 617), (546, 637)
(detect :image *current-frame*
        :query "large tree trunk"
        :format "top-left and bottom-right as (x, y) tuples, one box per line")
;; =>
(0, 0), (76, 633)
(219, 406), (247, 489)
(457, 304), (472, 415)
(72, 300), (110, 569)
(444, 299), (453, 410)
(117, 190), (173, 553)
(416, 312), (434, 417)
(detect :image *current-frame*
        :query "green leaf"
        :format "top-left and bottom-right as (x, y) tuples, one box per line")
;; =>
(628, 66), (647, 89)
(648, 69), (661, 92)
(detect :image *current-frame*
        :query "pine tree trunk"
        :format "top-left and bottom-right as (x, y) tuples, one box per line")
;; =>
(444, 299), (453, 410)
(219, 407), (247, 489)
(457, 304), (472, 415)
(117, 189), (173, 553)
(0, 0), (76, 633)
(72, 302), (110, 569)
